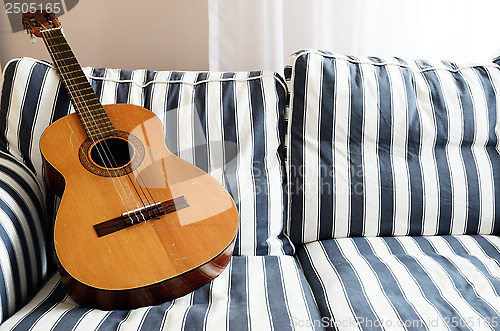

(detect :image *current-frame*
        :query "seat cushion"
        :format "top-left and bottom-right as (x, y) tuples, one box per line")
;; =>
(296, 235), (500, 330)
(0, 57), (293, 256)
(285, 49), (500, 245)
(0, 256), (323, 331)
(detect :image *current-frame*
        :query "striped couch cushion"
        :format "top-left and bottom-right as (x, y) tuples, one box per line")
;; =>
(1, 256), (323, 331)
(0, 57), (293, 256)
(296, 235), (500, 330)
(285, 49), (500, 244)
(0, 151), (47, 323)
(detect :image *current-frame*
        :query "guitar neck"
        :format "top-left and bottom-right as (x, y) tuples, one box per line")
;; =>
(41, 28), (116, 140)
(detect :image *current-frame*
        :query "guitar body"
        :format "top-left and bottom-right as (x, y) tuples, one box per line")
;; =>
(41, 104), (239, 310)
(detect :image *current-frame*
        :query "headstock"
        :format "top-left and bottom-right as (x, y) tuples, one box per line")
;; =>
(22, 11), (61, 38)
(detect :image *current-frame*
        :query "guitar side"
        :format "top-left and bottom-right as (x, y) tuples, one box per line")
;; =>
(41, 104), (239, 310)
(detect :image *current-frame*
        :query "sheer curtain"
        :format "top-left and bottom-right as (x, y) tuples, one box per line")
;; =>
(208, 0), (500, 73)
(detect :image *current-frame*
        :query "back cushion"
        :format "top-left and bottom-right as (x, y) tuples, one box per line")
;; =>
(285, 49), (500, 244)
(0, 57), (293, 256)
(0, 151), (47, 322)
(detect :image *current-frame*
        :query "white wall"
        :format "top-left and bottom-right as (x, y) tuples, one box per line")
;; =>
(0, 0), (209, 70)
(209, 0), (500, 73)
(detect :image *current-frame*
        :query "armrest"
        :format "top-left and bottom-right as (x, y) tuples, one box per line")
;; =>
(0, 151), (49, 323)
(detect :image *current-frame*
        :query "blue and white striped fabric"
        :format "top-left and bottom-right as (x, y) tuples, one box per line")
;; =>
(296, 235), (500, 330)
(1, 256), (323, 331)
(0, 151), (47, 323)
(285, 49), (500, 245)
(0, 57), (293, 256)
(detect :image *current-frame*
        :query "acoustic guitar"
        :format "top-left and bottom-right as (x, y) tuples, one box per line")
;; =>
(22, 11), (239, 310)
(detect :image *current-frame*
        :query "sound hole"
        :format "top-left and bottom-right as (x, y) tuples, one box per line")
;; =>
(79, 131), (145, 177)
(90, 138), (132, 169)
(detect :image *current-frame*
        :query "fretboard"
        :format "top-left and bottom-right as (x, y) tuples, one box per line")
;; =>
(41, 28), (116, 140)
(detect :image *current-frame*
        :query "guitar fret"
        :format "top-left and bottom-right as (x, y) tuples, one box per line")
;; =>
(66, 77), (91, 85)
(79, 106), (107, 113)
(73, 103), (101, 110)
(53, 55), (77, 63)
(40, 28), (116, 138)
(71, 97), (99, 106)
(74, 104), (104, 114)
(77, 106), (110, 118)
(79, 106), (106, 113)
(84, 126), (115, 133)
(81, 120), (115, 131)
(65, 81), (90, 89)
(57, 63), (81, 71)
(81, 116), (113, 123)
(46, 45), (71, 55)
(78, 102), (103, 110)
(85, 128), (116, 138)
(85, 126), (115, 134)
(45, 41), (70, 48)
(83, 122), (112, 128)
(51, 49), (73, 55)
(60, 68), (86, 76)
(80, 115), (111, 123)
(84, 124), (113, 129)
(77, 106), (110, 117)
(82, 116), (110, 122)
(65, 79), (90, 91)
(82, 121), (112, 127)
(70, 91), (97, 100)
(81, 114), (111, 122)
(53, 56), (77, 64)
(43, 33), (64, 41)
(74, 99), (102, 109)
(85, 125), (114, 131)
(44, 37), (66, 46)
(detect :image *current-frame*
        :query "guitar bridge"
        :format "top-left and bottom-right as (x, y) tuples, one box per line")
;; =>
(94, 196), (189, 237)
(122, 202), (163, 220)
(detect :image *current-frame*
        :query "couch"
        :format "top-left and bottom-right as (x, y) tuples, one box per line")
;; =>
(0, 49), (498, 330)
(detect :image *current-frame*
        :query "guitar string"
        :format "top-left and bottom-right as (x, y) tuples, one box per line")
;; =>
(127, 165), (162, 217)
(49, 26), (162, 221)
(43, 27), (163, 222)
(40, 28), (140, 223)
(41, 28), (149, 224)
